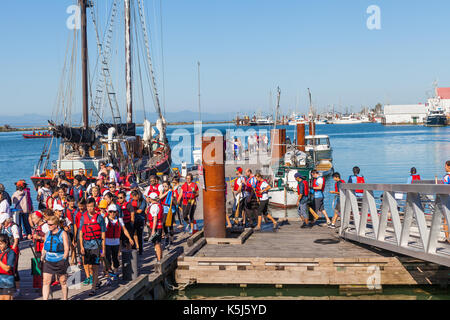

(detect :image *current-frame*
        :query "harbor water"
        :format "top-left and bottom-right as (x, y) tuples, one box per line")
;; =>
(0, 123), (449, 299)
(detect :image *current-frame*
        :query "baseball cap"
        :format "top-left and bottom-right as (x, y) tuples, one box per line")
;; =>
(148, 192), (159, 200)
(108, 204), (118, 212)
(0, 213), (10, 225)
(294, 172), (302, 179)
(99, 200), (108, 209)
(107, 163), (114, 168)
(16, 180), (26, 188)
(53, 204), (64, 211)
(34, 211), (44, 219)
(236, 167), (243, 174)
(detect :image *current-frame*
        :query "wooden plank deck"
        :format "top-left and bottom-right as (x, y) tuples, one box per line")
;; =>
(15, 229), (191, 300)
(175, 220), (450, 286)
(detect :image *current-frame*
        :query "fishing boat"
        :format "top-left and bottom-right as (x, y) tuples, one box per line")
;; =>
(30, 0), (171, 188)
(23, 131), (52, 139)
(424, 109), (447, 127)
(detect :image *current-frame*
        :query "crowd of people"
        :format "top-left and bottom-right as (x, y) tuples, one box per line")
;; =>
(0, 163), (200, 300)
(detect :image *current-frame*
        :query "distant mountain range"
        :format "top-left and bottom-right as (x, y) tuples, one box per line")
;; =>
(1, 110), (236, 127)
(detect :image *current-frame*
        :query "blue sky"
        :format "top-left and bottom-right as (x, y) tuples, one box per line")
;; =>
(1, 0), (450, 119)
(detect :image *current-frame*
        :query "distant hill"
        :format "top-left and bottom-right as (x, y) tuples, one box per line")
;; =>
(1, 110), (236, 127)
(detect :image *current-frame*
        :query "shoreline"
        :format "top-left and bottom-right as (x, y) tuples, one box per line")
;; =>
(0, 121), (233, 133)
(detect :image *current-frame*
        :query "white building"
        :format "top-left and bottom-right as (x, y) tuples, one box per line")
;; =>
(382, 104), (428, 125)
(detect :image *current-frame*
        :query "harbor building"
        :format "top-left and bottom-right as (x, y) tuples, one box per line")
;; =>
(382, 104), (428, 125)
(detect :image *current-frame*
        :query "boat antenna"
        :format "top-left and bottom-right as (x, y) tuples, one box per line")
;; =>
(273, 87), (281, 131)
(80, 0), (89, 129)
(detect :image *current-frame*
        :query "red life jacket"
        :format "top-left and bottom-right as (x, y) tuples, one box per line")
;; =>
(81, 213), (102, 241)
(46, 196), (55, 209)
(182, 183), (197, 202)
(147, 184), (161, 196)
(100, 187), (108, 195)
(119, 201), (131, 223)
(54, 198), (66, 208)
(313, 178), (325, 192)
(69, 187), (84, 200)
(335, 180), (345, 192)
(33, 224), (46, 253)
(65, 208), (77, 224)
(105, 219), (121, 239)
(244, 176), (256, 193)
(356, 176), (365, 194)
(160, 193), (170, 206)
(125, 174), (134, 187)
(411, 174), (421, 182)
(255, 180), (268, 198)
(297, 180), (309, 196)
(0, 248), (13, 276)
(147, 203), (163, 230)
(233, 177), (243, 192)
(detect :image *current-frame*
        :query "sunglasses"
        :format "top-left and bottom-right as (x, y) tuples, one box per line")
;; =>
(48, 223), (56, 226)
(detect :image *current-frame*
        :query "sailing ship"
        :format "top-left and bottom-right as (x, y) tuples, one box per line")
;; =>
(30, 0), (171, 188)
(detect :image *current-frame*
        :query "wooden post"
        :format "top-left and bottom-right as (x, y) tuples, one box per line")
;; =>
(280, 128), (286, 156)
(202, 135), (226, 238)
(270, 129), (282, 165)
(297, 123), (305, 151)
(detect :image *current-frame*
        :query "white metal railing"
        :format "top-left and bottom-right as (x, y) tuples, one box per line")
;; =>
(339, 183), (450, 267)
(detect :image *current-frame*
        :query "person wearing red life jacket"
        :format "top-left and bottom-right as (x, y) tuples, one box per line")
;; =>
(88, 186), (102, 206)
(407, 167), (421, 184)
(329, 172), (345, 229)
(52, 187), (67, 211)
(28, 211), (49, 290)
(295, 173), (311, 228)
(107, 182), (119, 198)
(116, 191), (134, 250)
(244, 168), (259, 227)
(0, 234), (16, 300)
(103, 204), (134, 285)
(0, 213), (21, 297)
(69, 175), (86, 204)
(177, 174), (199, 233)
(348, 166), (365, 198)
(170, 178), (184, 230)
(128, 190), (146, 255)
(254, 173), (278, 231)
(79, 198), (106, 297)
(144, 175), (163, 197)
(73, 198), (87, 270)
(311, 170), (332, 226)
(64, 196), (78, 265)
(229, 167), (246, 228)
(146, 193), (163, 262)
(159, 181), (175, 248)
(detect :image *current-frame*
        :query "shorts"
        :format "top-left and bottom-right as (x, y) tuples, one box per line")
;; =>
(258, 200), (269, 217)
(84, 248), (101, 266)
(150, 229), (162, 244)
(297, 201), (308, 219)
(334, 199), (340, 211)
(312, 198), (324, 212)
(43, 259), (69, 275)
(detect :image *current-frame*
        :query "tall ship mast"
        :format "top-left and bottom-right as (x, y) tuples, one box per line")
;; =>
(31, 0), (171, 188)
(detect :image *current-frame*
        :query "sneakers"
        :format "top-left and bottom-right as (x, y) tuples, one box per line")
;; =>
(83, 276), (93, 286)
(328, 224), (337, 229)
(105, 278), (113, 286)
(300, 223), (308, 229)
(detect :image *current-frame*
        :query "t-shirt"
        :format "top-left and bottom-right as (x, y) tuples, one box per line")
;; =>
(259, 181), (269, 201)
(37, 187), (52, 206)
(104, 217), (124, 246)
(79, 213), (106, 249)
(109, 170), (118, 183)
(312, 177), (324, 199)
(0, 200), (10, 214)
(3, 224), (20, 240)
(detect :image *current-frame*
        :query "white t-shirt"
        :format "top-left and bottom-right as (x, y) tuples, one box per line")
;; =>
(5, 224), (20, 240)
(149, 203), (161, 218)
(235, 176), (246, 201)
(37, 187), (52, 205)
(0, 200), (10, 214)
(109, 170), (118, 183)
(104, 217), (125, 246)
(260, 181), (270, 201)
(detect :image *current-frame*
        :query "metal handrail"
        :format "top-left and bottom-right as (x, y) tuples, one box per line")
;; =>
(339, 183), (450, 267)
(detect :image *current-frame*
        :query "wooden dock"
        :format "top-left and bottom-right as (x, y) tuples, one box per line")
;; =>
(176, 220), (450, 288)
